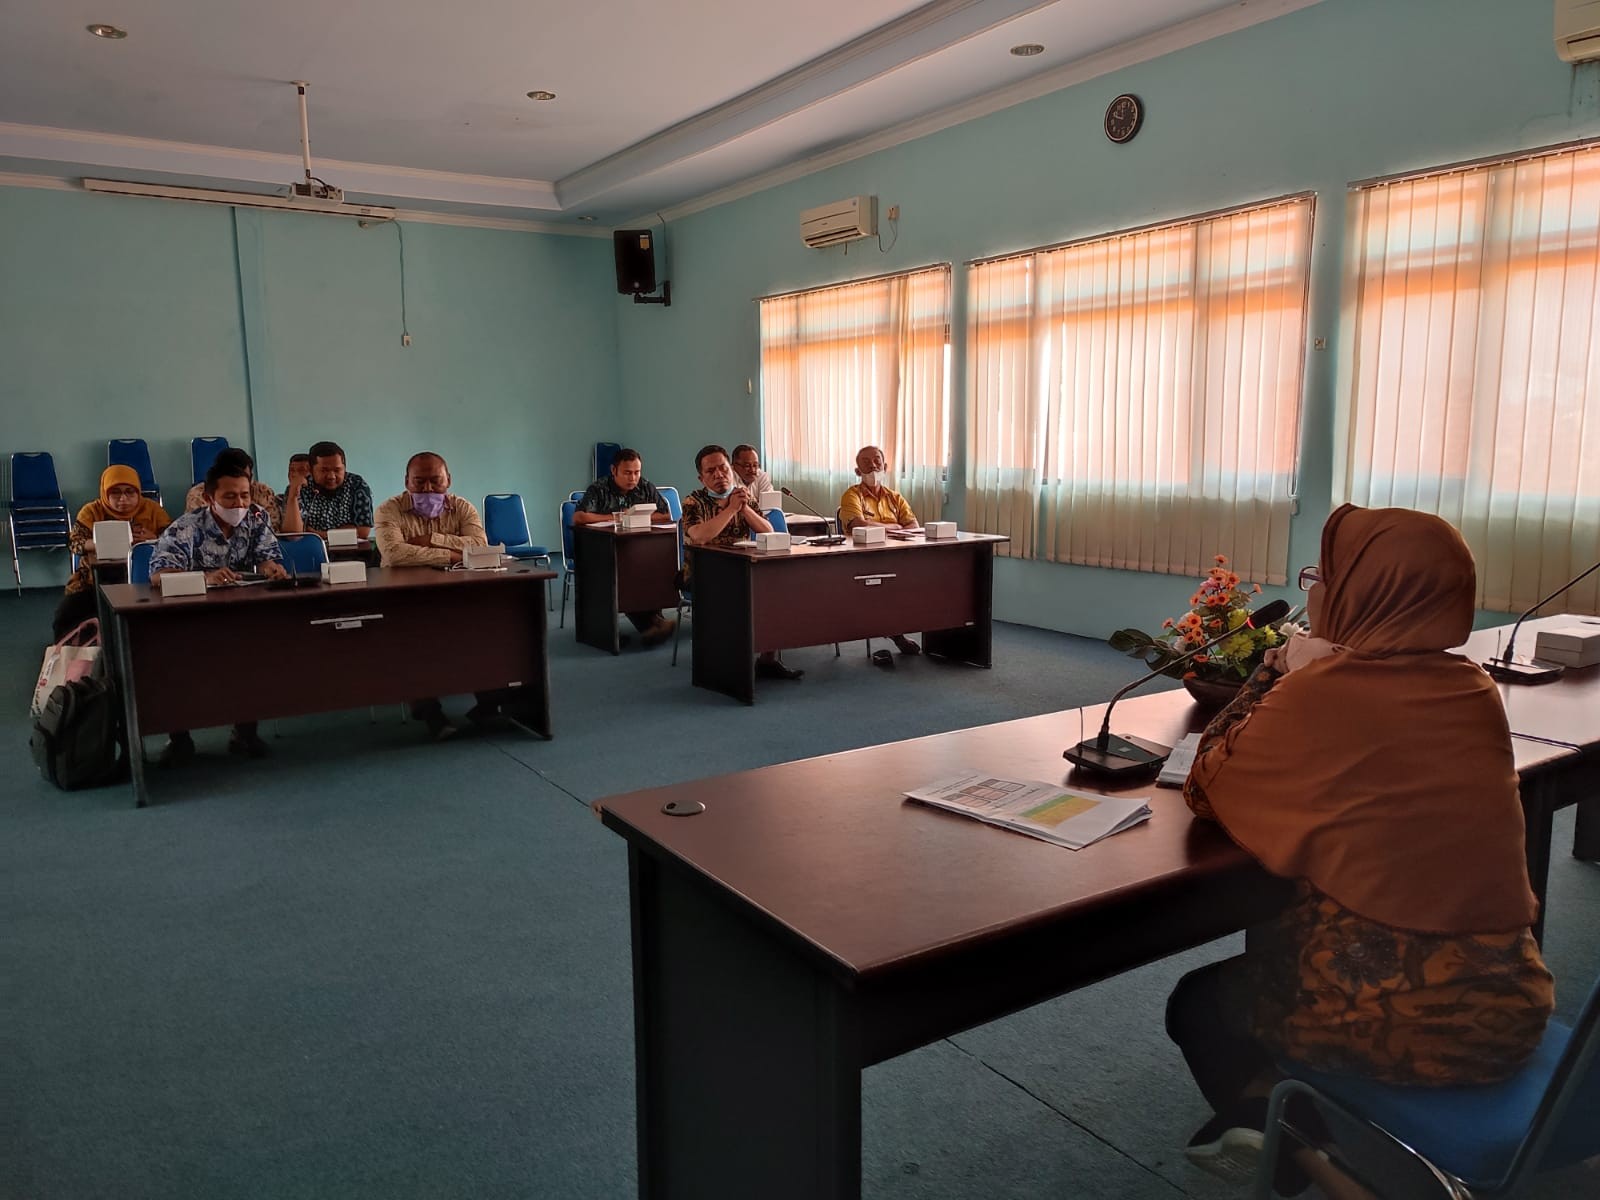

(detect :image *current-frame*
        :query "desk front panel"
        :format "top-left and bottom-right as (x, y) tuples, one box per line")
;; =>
(118, 576), (548, 733)
(749, 540), (983, 650)
(613, 531), (680, 613)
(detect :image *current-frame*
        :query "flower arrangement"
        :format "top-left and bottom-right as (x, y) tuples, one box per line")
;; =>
(1108, 555), (1285, 684)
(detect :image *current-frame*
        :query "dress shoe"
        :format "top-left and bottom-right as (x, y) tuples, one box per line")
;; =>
(641, 616), (676, 647)
(423, 711), (458, 741)
(892, 634), (922, 656)
(159, 731), (196, 767)
(227, 728), (272, 759)
(755, 658), (804, 681)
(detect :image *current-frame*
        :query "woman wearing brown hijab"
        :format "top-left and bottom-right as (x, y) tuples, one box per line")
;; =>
(1168, 505), (1553, 1188)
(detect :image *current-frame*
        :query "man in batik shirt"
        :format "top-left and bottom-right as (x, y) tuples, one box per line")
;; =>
(286, 441), (374, 538)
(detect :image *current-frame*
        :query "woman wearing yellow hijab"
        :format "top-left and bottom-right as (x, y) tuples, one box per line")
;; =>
(52, 465), (171, 638)
(1167, 505), (1553, 1191)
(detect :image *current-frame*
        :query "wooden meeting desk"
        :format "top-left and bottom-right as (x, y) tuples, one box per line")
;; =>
(101, 563), (555, 806)
(597, 678), (1586, 1200)
(573, 524), (680, 654)
(688, 532), (1008, 703)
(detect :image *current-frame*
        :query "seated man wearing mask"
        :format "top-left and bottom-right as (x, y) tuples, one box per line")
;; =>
(183, 447), (302, 534)
(150, 458), (289, 763)
(838, 444), (922, 657)
(681, 445), (799, 682)
(286, 440), (374, 539)
(55, 464), (172, 640)
(373, 452), (496, 739)
(573, 447), (676, 646)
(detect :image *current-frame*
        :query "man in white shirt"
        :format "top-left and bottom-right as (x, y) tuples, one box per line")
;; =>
(730, 445), (773, 502)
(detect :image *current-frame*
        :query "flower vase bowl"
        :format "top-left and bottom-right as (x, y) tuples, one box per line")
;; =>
(1182, 676), (1243, 714)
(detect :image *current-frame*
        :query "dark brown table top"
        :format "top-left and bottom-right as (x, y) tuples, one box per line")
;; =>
(574, 523), (678, 537)
(693, 530), (1008, 562)
(102, 562), (555, 615)
(1455, 614), (1600, 753)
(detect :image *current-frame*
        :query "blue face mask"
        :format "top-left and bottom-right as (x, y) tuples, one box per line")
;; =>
(707, 485), (735, 499)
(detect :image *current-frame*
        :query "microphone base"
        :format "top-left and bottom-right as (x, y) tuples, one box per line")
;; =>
(1064, 733), (1171, 777)
(1483, 658), (1564, 685)
(809, 535), (847, 546)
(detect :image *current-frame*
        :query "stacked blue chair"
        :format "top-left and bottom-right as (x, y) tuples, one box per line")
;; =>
(128, 540), (158, 586)
(277, 533), (330, 577)
(8, 452), (72, 593)
(558, 499), (579, 628)
(190, 436), (228, 486)
(107, 439), (161, 506)
(483, 494), (553, 610)
(592, 442), (622, 483)
(1255, 967), (1600, 1198)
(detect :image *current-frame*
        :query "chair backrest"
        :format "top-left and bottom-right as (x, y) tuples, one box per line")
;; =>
(569, 490), (586, 502)
(658, 486), (682, 522)
(483, 494), (532, 548)
(190, 437), (228, 486)
(277, 532), (329, 576)
(560, 500), (579, 568)
(592, 442), (622, 482)
(128, 541), (157, 585)
(9, 452), (64, 504)
(764, 508), (788, 534)
(107, 439), (159, 494)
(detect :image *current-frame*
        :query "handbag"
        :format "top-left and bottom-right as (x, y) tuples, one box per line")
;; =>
(31, 618), (102, 718)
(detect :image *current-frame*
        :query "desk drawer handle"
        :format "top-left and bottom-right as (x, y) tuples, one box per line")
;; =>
(309, 613), (385, 630)
(853, 574), (897, 587)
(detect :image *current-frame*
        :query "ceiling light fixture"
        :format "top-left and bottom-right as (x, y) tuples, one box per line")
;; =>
(1009, 43), (1044, 57)
(526, 90), (556, 101)
(87, 23), (127, 39)
(578, 215), (596, 222)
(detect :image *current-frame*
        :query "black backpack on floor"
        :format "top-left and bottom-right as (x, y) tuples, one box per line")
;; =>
(30, 654), (129, 790)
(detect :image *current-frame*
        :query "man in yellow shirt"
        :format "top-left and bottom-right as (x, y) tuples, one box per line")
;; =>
(838, 445), (923, 657)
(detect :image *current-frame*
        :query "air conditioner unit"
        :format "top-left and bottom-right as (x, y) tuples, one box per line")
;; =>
(801, 195), (877, 248)
(1556, 0), (1600, 62)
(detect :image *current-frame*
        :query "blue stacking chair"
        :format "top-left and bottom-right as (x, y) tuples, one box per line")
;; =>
(8, 451), (72, 593)
(558, 500), (579, 629)
(570, 490), (586, 502)
(190, 436), (228, 486)
(277, 532), (329, 577)
(592, 442), (622, 483)
(483, 494), (553, 610)
(657, 485), (682, 521)
(128, 540), (158, 586)
(1255, 968), (1600, 1199)
(107, 439), (161, 506)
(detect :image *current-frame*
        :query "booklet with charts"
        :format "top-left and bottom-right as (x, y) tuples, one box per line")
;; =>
(905, 773), (1152, 850)
(1156, 733), (1202, 788)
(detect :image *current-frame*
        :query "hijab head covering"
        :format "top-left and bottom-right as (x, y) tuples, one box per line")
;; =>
(80, 465), (170, 534)
(1189, 504), (1537, 934)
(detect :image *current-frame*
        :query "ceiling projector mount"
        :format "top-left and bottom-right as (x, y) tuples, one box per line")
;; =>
(83, 80), (397, 221)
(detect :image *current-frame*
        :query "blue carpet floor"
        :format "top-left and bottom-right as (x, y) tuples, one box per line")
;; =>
(5, 589), (1597, 1199)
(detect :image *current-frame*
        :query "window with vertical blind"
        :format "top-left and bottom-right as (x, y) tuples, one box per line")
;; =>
(966, 195), (1314, 585)
(1336, 141), (1600, 615)
(758, 266), (950, 523)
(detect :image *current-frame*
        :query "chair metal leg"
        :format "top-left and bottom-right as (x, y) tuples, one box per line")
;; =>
(560, 574), (571, 628)
(834, 643), (841, 657)
(671, 598), (687, 666)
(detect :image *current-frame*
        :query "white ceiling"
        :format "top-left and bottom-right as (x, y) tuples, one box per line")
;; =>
(0, 0), (1316, 228)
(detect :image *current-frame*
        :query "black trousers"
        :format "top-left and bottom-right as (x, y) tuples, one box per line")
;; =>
(52, 589), (98, 642)
(1165, 955), (1274, 1113)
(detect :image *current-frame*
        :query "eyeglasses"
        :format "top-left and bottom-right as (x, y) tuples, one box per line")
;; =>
(1298, 565), (1322, 591)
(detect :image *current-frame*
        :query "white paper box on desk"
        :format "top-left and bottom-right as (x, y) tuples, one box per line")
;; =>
(1535, 626), (1600, 668)
(326, 527), (358, 548)
(759, 490), (783, 511)
(462, 543), (505, 570)
(92, 519), (132, 561)
(852, 525), (886, 545)
(754, 531), (791, 553)
(925, 521), (957, 540)
(618, 511), (653, 532)
(158, 571), (206, 597)
(319, 560), (366, 585)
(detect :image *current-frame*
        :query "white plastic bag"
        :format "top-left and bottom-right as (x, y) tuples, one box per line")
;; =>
(31, 619), (102, 718)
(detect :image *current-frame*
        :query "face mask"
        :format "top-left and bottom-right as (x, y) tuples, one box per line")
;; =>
(212, 503), (249, 527)
(708, 485), (735, 499)
(410, 491), (448, 518)
(861, 470), (887, 488)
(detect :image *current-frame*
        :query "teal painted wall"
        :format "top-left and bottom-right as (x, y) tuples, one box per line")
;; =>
(1, 186), (621, 587)
(613, 0), (1600, 637)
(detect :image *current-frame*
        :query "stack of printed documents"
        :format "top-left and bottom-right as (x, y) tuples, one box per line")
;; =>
(905, 773), (1151, 851)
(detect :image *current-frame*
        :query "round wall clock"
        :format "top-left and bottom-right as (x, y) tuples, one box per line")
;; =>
(1104, 93), (1143, 144)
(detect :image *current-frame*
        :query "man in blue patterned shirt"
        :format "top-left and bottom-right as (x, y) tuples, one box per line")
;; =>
(284, 441), (375, 538)
(149, 459), (287, 763)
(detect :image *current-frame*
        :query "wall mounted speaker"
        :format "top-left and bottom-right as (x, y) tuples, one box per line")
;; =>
(614, 230), (656, 296)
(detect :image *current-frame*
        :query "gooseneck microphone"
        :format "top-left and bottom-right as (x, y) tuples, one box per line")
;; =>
(780, 487), (846, 544)
(1483, 560), (1600, 685)
(1064, 599), (1292, 777)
